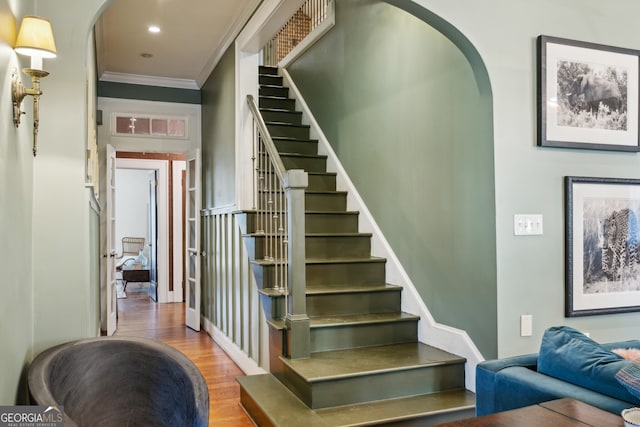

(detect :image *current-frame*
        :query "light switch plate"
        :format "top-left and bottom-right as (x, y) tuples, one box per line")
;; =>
(514, 214), (543, 236)
(520, 314), (533, 337)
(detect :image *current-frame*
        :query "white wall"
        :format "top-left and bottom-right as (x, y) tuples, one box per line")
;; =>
(115, 168), (150, 258)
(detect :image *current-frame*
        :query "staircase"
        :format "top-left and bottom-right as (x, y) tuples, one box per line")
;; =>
(237, 66), (475, 426)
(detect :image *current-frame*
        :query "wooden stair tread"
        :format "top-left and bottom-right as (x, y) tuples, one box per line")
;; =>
(271, 135), (318, 141)
(278, 152), (327, 159)
(260, 107), (299, 113)
(237, 374), (327, 427)
(281, 342), (466, 382)
(239, 208), (354, 214)
(316, 389), (476, 426)
(245, 232), (372, 240)
(265, 121), (310, 128)
(306, 256), (386, 265)
(259, 84), (286, 89)
(304, 190), (347, 195)
(259, 95), (291, 100)
(258, 283), (400, 298)
(307, 283), (402, 294)
(250, 256), (386, 267)
(238, 373), (474, 427)
(256, 189), (344, 194)
(309, 311), (418, 328)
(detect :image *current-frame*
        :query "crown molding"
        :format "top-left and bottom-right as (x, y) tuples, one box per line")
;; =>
(100, 72), (200, 90)
(196, 0), (262, 87)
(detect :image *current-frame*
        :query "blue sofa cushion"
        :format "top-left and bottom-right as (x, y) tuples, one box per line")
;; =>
(538, 326), (637, 403)
(617, 363), (640, 400)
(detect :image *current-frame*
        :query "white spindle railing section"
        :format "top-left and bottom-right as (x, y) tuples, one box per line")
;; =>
(247, 94), (310, 359)
(262, 0), (332, 66)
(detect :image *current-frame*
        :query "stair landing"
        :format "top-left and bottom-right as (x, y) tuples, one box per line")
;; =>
(238, 373), (475, 427)
(272, 343), (466, 409)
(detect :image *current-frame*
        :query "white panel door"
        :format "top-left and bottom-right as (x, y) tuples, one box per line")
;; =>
(185, 149), (201, 331)
(106, 144), (117, 336)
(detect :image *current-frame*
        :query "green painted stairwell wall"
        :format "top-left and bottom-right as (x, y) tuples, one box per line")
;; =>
(287, 0), (497, 357)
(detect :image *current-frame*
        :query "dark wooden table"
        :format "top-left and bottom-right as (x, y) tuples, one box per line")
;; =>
(435, 398), (624, 426)
(122, 268), (150, 291)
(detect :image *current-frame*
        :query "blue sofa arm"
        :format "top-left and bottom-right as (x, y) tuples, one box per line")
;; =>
(476, 353), (538, 415)
(477, 364), (636, 415)
(476, 340), (640, 416)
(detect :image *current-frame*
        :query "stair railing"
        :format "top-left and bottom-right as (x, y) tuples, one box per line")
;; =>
(247, 94), (311, 359)
(262, 0), (332, 66)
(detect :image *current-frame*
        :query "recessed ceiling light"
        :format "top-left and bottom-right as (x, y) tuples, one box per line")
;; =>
(148, 25), (161, 33)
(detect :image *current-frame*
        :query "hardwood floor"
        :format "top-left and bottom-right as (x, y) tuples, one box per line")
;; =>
(115, 290), (255, 426)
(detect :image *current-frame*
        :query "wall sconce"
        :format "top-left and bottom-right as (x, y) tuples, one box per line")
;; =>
(12, 15), (57, 157)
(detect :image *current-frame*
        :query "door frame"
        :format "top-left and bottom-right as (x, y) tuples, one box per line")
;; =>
(116, 158), (172, 303)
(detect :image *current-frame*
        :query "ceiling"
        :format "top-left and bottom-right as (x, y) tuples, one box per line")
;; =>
(94, 0), (261, 89)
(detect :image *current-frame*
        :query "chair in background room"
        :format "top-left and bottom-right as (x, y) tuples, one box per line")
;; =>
(115, 237), (146, 296)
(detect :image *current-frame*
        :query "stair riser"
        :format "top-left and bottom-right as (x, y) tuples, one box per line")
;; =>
(306, 212), (357, 233)
(259, 74), (283, 86)
(259, 65), (278, 76)
(260, 85), (289, 98)
(262, 110), (303, 126)
(282, 363), (466, 410)
(250, 262), (285, 290)
(240, 211), (356, 235)
(310, 319), (417, 352)
(273, 138), (317, 155)
(306, 290), (401, 316)
(306, 192), (347, 212)
(267, 123), (310, 139)
(239, 389), (277, 427)
(253, 261), (387, 289)
(306, 235), (371, 259)
(259, 97), (296, 111)
(282, 155), (326, 173)
(260, 293), (286, 321)
(306, 261), (386, 287)
(253, 191), (346, 212)
(254, 170), (335, 191)
(261, 290), (402, 320)
(247, 235), (371, 261)
(307, 174), (337, 192)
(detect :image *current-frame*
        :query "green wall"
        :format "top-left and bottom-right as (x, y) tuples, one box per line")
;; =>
(0, 1), (35, 404)
(288, 0), (497, 357)
(0, 0), (107, 403)
(201, 45), (237, 209)
(411, 0), (640, 357)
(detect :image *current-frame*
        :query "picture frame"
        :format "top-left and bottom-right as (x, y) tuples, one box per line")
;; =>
(565, 176), (640, 316)
(538, 35), (640, 151)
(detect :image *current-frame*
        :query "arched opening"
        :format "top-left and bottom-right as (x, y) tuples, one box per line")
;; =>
(286, 0), (497, 357)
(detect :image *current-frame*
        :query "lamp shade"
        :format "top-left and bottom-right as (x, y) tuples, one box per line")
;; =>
(15, 16), (57, 58)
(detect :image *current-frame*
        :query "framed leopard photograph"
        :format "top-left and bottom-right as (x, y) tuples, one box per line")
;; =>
(565, 176), (640, 316)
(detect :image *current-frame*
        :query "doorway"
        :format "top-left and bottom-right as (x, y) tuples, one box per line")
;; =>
(114, 168), (155, 300)
(115, 155), (187, 306)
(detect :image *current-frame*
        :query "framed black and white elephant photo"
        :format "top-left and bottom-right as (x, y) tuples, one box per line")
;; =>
(538, 36), (640, 151)
(565, 176), (640, 317)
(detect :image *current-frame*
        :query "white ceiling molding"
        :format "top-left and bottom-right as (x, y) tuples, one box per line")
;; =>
(196, 0), (262, 87)
(100, 72), (199, 90)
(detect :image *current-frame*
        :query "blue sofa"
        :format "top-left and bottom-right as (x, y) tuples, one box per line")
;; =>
(476, 326), (640, 416)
